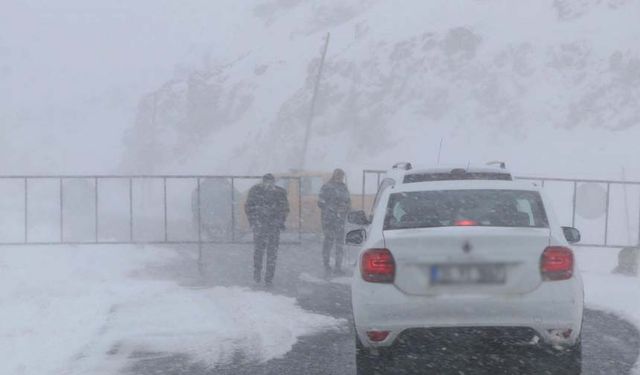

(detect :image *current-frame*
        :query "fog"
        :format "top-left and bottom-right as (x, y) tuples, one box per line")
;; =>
(1, 0), (246, 174)
(2, 1), (640, 375)
(2, 0), (639, 179)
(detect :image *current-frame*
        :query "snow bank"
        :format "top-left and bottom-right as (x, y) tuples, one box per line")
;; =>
(576, 247), (640, 373)
(299, 272), (352, 286)
(577, 247), (640, 326)
(0, 245), (344, 375)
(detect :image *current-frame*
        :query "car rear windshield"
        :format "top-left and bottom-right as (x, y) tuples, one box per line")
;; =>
(384, 189), (548, 230)
(403, 172), (512, 183)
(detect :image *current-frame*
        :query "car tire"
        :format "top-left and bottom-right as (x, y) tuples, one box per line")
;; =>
(541, 338), (582, 375)
(556, 341), (582, 375)
(356, 334), (392, 375)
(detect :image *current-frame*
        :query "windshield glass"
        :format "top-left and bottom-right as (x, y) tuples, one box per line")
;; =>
(384, 189), (548, 230)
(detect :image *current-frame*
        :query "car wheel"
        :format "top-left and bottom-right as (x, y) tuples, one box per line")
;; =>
(541, 339), (582, 375)
(556, 341), (582, 374)
(356, 334), (392, 375)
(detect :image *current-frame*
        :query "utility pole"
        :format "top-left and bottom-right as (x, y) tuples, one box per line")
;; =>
(300, 32), (330, 170)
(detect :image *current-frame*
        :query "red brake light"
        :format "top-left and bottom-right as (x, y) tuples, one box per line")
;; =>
(366, 330), (390, 342)
(455, 219), (478, 226)
(541, 246), (574, 281)
(361, 248), (395, 283)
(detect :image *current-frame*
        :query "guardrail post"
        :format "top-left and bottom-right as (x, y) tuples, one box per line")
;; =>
(231, 177), (236, 242)
(604, 183), (611, 246)
(298, 177), (302, 242)
(59, 178), (63, 243)
(24, 178), (28, 243)
(94, 177), (99, 243)
(163, 177), (168, 242)
(361, 171), (366, 210)
(571, 181), (577, 228)
(637, 190), (640, 246)
(197, 178), (202, 266)
(129, 178), (134, 242)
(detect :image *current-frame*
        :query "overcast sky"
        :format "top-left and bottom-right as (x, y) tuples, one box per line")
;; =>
(0, 0), (245, 173)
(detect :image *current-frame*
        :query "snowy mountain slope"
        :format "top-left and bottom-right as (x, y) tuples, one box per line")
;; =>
(2, 0), (639, 177)
(122, 0), (640, 180)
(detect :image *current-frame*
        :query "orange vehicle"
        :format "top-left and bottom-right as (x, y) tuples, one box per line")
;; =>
(235, 170), (375, 235)
(191, 171), (376, 241)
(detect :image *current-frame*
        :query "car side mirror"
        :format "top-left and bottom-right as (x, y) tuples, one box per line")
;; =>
(562, 227), (581, 244)
(345, 229), (367, 245)
(347, 210), (371, 226)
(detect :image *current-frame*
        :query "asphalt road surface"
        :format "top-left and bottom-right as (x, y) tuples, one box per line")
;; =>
(126, 240), (640, 375)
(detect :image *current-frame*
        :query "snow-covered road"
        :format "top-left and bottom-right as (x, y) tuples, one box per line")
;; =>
(144, 241), (640, 375)
(0, 244), (344, 375)
(1, 240), (639, 374)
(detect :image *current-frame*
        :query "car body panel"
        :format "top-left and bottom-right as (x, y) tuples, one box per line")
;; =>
(351, 179), (584, 350)
(384, 226), (550, 296)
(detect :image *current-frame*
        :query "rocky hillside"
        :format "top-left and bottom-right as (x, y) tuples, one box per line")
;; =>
(123, 0), (640, 178)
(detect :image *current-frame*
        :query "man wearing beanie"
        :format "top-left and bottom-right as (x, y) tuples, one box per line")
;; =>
(245, 173), (289, 286)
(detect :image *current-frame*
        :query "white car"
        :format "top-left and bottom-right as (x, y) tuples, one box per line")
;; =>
(347, 179), (584, 374)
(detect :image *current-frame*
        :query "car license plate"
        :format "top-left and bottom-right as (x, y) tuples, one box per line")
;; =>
(430, 264), (506, 285)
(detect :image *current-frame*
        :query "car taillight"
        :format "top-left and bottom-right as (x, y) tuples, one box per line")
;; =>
(455, 219), (478, 226)
(361, 248), (395, 283)
(366, 330), (390, 342)
(541, 246), (574, 281)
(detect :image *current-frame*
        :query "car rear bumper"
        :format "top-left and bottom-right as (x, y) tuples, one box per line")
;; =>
(352, 279), (583, 349)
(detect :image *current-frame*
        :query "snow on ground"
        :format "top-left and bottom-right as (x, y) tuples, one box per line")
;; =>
(299, 272), (352, 286)
(575, 247), (640, 373)
(577, 247), (640, 326)
(0, 242), (637, 374)
(0, 245), (344, 375)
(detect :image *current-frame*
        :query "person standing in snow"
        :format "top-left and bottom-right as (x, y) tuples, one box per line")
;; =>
(318, 168), (351, 276)
(245, 173), (289, 287)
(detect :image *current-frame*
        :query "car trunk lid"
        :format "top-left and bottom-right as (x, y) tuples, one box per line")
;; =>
(383, 226), (550, 296)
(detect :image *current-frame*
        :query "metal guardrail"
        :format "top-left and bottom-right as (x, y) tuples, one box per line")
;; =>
(0, 175), (303, 248)
(515, 176), (640, 248)
(361, 169), (640, 249)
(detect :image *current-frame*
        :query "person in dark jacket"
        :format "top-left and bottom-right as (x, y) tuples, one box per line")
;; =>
(318, 168), (351, 276)
(245, 173), (289, 286)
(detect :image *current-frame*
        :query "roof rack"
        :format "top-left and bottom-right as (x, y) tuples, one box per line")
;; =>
(486, 161), (507, 169)
(392, 162), (413, 170)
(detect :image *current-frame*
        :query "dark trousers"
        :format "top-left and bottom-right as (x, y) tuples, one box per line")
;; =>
(322, 224), (345, 271)
(253, 227), (280, 283)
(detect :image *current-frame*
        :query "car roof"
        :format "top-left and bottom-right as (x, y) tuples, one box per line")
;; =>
(407, 166), (510, 175)
(389, 179), (540, 194)
(384, 164), (512, 184)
